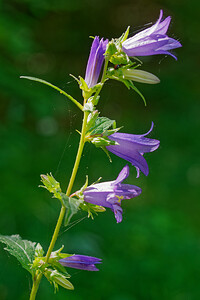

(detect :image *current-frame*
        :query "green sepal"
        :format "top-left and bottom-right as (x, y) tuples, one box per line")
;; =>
(70, 74), (103, 100)
(110, 52), (130, 65)
(118, 26), (130, 43)
(48, 248), (71, 277)
(31, 245), (72, 277)
(0, 234), (36, 274)
(105, 39), (118, 56)
(100, 146), (112, 162)
(91, 136), (118, 147)
(80, 202), (106, 219)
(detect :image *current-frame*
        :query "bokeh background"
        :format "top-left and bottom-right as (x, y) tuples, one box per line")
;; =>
(0, 0), (200, 299)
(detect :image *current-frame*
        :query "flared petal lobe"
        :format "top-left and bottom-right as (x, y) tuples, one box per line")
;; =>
(122, 10), (182, 59)
(83, 165), (142, 223)
(85, 36), (108, 88)
(59, 255), (102, 271)
(106, 123), (160, 177)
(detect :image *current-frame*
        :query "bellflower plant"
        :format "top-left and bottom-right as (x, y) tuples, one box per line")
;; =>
(0, 9), (181, 300)
(59, 255), (102, 271)
(83, 165), (142, 223)
(106, 123), (160, 177)
(122, 10), (182, 59)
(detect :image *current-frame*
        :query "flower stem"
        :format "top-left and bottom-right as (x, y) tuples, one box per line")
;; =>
(29, 111), (89, 300)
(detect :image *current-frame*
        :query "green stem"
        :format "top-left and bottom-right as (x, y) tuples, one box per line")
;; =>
(29, 111), (89, 300)
(92, 57), (109, 104)
(101, 57), (109, 83)
(29, 272), (42, 300)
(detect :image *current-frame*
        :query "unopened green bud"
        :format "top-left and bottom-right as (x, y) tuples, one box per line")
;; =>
(40, 173), (61, 194)
(121, 69), (160, 84)
(44, 268), (74, 291)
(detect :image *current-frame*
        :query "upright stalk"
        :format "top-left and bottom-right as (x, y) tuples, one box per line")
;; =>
(29, 111), (89, 300)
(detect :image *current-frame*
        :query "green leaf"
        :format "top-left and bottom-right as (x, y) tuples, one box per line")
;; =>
(61, 194), (82, 226)
(86, 111), (99, 133)
(0, 234), (36, 273)
(20, 76), (83, 110)
(89, 117), (116, 135)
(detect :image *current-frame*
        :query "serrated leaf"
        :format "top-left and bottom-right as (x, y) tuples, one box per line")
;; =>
(61, 194), (82, 226)
(0, 234), (36, 273)
(90, 117), (115, 135)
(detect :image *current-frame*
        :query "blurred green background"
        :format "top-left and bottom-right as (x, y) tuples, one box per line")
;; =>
(0, 0), (200, 299)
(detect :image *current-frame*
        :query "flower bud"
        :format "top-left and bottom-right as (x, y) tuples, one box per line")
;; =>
(121, 69), (160, 84)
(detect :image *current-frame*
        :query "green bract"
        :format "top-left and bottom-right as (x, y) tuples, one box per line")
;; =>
(40, 173), (83, 226)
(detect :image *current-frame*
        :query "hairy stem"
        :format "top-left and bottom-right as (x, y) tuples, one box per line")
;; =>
(29, 111), (89, 299)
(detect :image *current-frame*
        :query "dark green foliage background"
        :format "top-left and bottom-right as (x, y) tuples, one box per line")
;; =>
(0, 0), (199, 299)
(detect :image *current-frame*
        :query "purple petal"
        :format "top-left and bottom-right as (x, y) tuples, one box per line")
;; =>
(122, 10), (181, 59)
(114, 184), (142, 198)
(60, 262), (100, 271)
(124, 10), (164, 44)
(107, 144), (149, 176)
(85, 37), (100, 84)
(108, 133), (160, 155)
(155, 16), (171, 35)
(85, 37), (108, 88)
(60, 255), (102, 263)
(59, 255), (102, 271)
(106, 124), (160, 176)
(114, 165), (129, 185)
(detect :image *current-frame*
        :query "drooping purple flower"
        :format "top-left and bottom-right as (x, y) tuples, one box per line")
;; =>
(85, 36), (108, 88)
(83, 165), (142, 223)
(122, 10), (182, 59)
(106, 123), (160, 177)
(59, 255), (102, 271)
